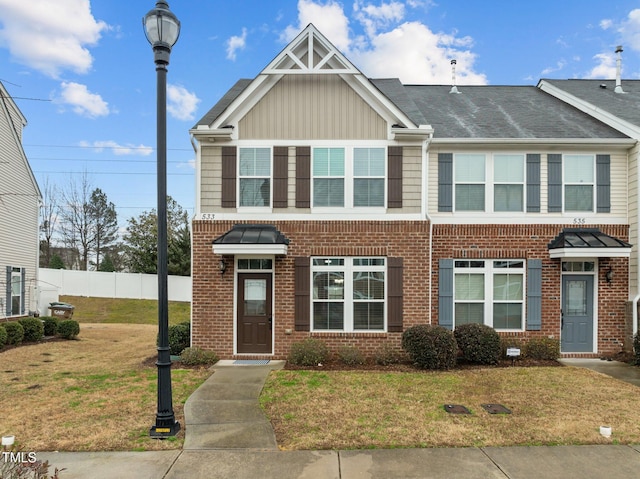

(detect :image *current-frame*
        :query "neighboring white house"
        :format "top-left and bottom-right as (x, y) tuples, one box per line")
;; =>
(0, 80), (42, 318)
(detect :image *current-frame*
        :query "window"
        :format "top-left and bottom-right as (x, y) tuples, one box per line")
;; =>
(494, 154), (524, 212)
(354, 148), (385, 207)
(312, 257), (385, 331)
(9, 267), (23, 316)
(239, 148), (271, 207)
(237, 258), (273, 270)
(313, 148), (344, 207)
(564, 155), (594, 212)
(454, 260), (524, 330)
(455, 154), (485, 211)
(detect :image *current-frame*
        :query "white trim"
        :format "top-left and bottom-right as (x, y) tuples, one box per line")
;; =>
(432, 137), (636, 147)
(213, 244), (288, 256)
(198, 212), (424, 221)
(560, 263), (598, 354)
(549, 247), (631, 259)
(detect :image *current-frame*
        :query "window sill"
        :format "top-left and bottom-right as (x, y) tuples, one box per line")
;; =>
(311, 331), (388, 337)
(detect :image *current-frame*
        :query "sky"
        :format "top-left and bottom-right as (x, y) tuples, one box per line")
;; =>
(2, 0), (640, 233)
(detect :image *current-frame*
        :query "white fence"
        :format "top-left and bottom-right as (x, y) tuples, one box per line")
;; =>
(38, 269), (192, 306)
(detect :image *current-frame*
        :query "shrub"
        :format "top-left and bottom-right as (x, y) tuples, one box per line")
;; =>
(179, 347), (218, 366)
(402, 324), (457, 370)
(42, 316), (59, 337)
(0, 325), (6, 349)
(374, 342), (406, 366)
(526, 337), (560, 360)
(288, 338), (329, 366)
(168, 322), (190, 355)
(634, 333), (640, 366)
(454, 323), (501, 365)
(337, 345), (365, 365)
(4, 321), (24, 345)
(19, 317), (44, 342)
(57, 320), (80, 340)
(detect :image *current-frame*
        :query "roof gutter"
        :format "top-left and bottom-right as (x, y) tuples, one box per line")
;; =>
(431, 137), (636, 147)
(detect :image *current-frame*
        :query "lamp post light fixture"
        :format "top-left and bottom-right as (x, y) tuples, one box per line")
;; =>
(143, 0), (181, 438)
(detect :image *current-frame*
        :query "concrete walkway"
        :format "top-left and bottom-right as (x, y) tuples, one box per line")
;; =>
(36, 358), (640, 478)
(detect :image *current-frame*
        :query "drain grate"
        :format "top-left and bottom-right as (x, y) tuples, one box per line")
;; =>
(444, 404), (472, 414)
(481, 404), (512, 414)
(233, 359), (270, 365)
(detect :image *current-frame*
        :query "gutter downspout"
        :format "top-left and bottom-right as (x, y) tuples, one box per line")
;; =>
(422, 132), (434, 324)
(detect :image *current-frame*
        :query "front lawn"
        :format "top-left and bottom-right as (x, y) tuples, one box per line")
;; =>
(0, 323), (211, 451)
(260, 367), (640, 450)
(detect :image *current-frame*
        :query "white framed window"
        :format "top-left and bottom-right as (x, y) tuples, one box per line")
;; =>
(313, 148), (345, 207)
(10, 267), (23, 316)
(312, 257), (386, 332)
(454, 154), (485, 211)
(494, 154), (524, 212)
(564, 154), (594, 212)
(353, 148), (385, 207)
(239, 147), (271, 207)
(454, 260), (525, 330)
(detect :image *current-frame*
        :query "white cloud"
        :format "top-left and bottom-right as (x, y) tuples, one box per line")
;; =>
(226, 28), (248, 61)
(0, 0), (108, 78)
(540, 60), (567, 76)
(167, 84), (201, 121)
(79, 140), (153, 156)
(585, 52), (616, 79)
(618, 9), (640, 52)
(282, 0), (486, 85)
(281, 0), (351, 51)
(59, 82), (109, 118)
(600, 19), (613, 30)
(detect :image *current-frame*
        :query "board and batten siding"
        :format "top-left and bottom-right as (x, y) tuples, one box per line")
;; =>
(239, 75), (387, 140)
(200, 146), (223, 212)
(428, 148), (628, 220)
(0, 94), (40, 316)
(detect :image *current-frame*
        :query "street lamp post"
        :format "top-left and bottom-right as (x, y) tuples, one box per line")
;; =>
(143, 1), (181, 438)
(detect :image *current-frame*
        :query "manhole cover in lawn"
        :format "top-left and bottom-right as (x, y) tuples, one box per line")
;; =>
(481, 404), (511, 414)
(444, 404), (471, 414)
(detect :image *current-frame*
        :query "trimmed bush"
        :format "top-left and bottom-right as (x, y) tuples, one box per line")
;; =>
(179, 347), (218, 366)
(19, 317), (44, 342)
(57, 319), (80, 340)
(337, 345), (365, 365)
(288, 338), (329, 366)
(4, 321), (24, 345)
(168, 322), (190, 355)
(402, 324), (457, 370)
(454, 323), (501, 365)
(526, 337), (560, 360)
(634, 333), (640, 366)
(0, 325), (6, 349)
(42, 316), (59, 337)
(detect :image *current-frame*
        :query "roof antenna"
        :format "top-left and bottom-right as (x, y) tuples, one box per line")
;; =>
(615, 45), (625, 94)
(449, 59), (460, 94)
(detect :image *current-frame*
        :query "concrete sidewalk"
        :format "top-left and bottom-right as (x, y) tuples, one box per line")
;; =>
(37, 358), (640, 478)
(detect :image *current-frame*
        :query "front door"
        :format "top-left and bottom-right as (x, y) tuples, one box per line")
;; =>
(237, 273), (272, 354)
(561, 275), (594, 353)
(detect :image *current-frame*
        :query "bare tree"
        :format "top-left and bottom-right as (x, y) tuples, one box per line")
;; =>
(58, 173), (94, 270)
(39, 177), (59, 267)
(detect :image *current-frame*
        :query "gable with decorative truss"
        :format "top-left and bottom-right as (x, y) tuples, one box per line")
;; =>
(263, 24), (360, 75)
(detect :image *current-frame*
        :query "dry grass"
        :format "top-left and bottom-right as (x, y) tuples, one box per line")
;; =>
(0, 323), (211, 451)
(260, 368), (640, 450)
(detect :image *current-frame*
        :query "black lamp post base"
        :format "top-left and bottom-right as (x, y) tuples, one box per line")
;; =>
(150, 420), (181, 438)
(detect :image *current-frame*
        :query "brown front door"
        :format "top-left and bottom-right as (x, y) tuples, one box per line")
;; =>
(237, 273), (272, 354)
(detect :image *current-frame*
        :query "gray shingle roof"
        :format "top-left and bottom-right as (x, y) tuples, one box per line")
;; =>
(193, 79), (252, 129)
(543, 79), (640, 128)
(195, 77), (630, 140)
(402, 84), (629, 139)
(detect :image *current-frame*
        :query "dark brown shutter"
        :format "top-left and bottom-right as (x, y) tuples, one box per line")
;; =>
(221, 146), (237, 208)
(294, 257), (310, 331)
(296, 146), (311, 208)
(273, 146), (289, 208)
(387, 257), (403, 332)
(388, 146), (403, 208)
